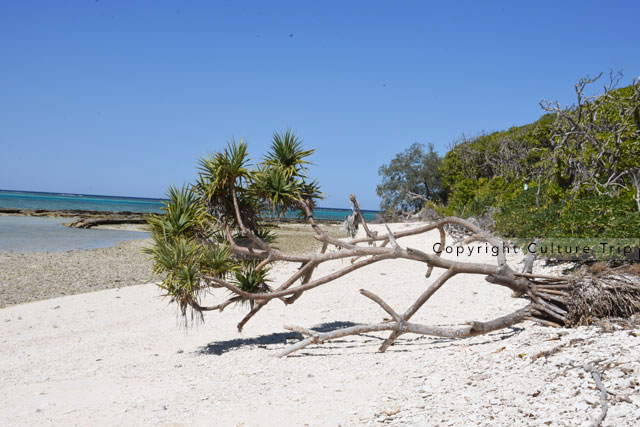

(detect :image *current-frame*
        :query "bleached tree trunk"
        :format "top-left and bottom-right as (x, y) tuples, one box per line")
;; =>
(190, 194), (640, 358)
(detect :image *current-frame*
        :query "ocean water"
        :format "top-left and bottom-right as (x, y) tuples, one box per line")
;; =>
(0, 215), (149, 252)
(0, 190), (379, 252)
(0, 190), (379, 221)
(0, 190), (165, 213)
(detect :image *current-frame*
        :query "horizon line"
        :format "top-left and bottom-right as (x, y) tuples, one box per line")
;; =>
(0, 189), (380, 212)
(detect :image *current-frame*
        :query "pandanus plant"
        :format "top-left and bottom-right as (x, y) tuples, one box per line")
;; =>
(145, 130), (323, 324)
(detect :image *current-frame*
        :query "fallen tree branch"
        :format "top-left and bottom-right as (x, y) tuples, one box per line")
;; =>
(277, 288), (532, 357)
(194, 194), (640, 347)
(150, 184), (640, 357)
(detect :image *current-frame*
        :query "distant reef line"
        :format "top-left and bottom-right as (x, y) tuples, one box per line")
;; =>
(0, 208), (346, 228)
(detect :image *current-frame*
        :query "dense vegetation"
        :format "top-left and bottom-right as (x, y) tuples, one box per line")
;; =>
(380, 72), (640, 239)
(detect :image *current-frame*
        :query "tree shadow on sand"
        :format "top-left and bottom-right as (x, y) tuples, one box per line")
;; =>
(199, 322), (524, 356)
(284, 326), (525, 357)
(198, 321), (359, 355)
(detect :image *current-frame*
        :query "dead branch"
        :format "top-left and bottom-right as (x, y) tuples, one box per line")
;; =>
(583, 364), (608, 427)
(406, 190), (429, 203)
(522, 238), (540, 275)
(349, 193), (378, 242)
(277, 288), (532, 357)
(187, 193), (640, 356)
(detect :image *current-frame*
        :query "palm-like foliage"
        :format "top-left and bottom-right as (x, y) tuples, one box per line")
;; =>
(204, 243), (238, 278)
(299, 178), (324, 213)
(146, 130), (320, 319)
(197, 138), (251, 193)
(263, 130), (314, 179)
(254, 226), (277, 246)
(147, 185), (211, 241)
(195, 139), (259, 230)
(143, 236), (235, 324)
(253, 130), (323, 217)
(251, 166), (303, 216)
(232, 263), (272, 309)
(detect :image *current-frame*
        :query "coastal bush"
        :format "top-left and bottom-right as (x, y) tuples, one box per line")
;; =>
(494, 185), (640, 238)
(437, 72), (640, 239)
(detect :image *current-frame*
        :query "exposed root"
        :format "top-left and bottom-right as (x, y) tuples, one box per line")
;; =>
(566, 274), (640, 326)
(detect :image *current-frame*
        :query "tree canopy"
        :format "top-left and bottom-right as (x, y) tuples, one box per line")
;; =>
(376, 142), (446, 218)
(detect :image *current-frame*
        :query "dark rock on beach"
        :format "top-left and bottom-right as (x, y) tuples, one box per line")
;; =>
(0, 208), (149, 228)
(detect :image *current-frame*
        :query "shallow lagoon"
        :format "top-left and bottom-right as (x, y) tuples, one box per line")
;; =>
(0, 215), (149, 252)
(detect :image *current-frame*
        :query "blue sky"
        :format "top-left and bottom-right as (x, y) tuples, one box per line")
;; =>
(1, 1), (639, 209)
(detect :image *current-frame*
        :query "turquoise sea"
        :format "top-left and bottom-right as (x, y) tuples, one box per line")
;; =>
(0, 190), (378, 252)
(0, 190), (165, 213)
(0, 190), (378, 221)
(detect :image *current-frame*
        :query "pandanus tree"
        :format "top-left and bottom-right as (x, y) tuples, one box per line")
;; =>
(146, 130), (640, 363)
(145, 131), (322, 323)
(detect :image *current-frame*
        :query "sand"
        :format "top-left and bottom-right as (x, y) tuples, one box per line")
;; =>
(1, 223), (639, 426)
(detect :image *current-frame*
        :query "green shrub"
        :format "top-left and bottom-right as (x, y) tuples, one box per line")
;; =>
(495, 185), (640, 238)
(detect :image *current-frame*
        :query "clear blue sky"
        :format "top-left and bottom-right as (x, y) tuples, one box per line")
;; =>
(1, 1), (638, 209)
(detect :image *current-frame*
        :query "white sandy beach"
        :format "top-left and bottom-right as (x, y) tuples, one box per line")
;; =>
(1, 223), (639, 426)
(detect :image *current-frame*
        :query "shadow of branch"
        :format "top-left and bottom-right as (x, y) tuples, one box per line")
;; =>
(198, 321), (359, 355)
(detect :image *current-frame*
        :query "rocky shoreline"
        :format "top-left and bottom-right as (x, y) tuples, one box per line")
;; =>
(0, 222), (345, 309)
(0, 239), (157, 308)
(0, 208), (149, 229)
(0, 207), (346, 228)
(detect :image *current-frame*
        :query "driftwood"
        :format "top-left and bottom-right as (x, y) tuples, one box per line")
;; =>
(192, 193), (640, 358)
(584, 364), (608, 427)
